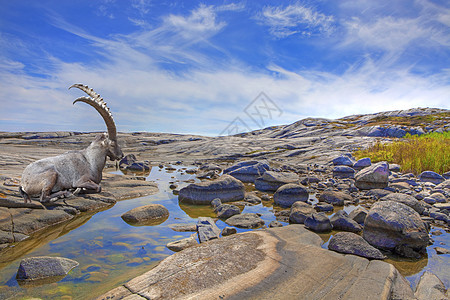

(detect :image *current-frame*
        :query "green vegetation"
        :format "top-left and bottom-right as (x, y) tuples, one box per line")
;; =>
(355, 132), (450, 174)
(366, 112), (450, 127)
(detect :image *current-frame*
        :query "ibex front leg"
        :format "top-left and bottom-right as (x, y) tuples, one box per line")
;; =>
(74, 177), (101, 195)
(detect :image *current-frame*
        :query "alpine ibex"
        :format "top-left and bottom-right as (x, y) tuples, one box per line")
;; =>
(19, 84), (124, 203)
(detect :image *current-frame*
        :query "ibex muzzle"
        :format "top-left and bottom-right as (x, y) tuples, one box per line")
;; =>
(19, 84), (123, 203)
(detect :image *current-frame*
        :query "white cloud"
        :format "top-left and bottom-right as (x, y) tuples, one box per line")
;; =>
(257, 3), (335, 38)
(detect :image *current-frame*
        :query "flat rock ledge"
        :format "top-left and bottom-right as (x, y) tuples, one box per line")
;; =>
(98, 225), (415, 300)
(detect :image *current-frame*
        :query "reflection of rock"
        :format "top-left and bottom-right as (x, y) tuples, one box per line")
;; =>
(16, 256), (79, 283)
(121, 204), (169, 226)
(178, 175), (245, 204)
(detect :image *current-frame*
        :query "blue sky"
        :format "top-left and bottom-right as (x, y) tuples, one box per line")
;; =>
(1, 0), (449, 135)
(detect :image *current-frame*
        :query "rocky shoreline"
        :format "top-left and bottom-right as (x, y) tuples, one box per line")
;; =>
(0, 107), (449, 299)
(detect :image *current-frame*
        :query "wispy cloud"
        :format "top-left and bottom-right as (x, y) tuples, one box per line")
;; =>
(256, 3), (335, 38)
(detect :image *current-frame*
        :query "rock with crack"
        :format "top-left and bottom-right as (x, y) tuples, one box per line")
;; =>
(197, 217), (220, 243)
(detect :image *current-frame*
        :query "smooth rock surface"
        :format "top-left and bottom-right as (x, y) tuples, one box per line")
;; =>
(166, 235), (197, 252)
(330, 211), (362, 233)
(304, 212), (332, 232)
(414, 271), (448, 300)
(224, 161), (270, 183)
(289, 201), (315, 224)
(98, 225), (415, 300)
(419, 171), (445, 185)
(197, 217), (220, 243)
(225, 213), (265, 229)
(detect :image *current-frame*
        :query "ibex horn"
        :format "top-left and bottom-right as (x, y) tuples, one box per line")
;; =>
(69, 84), (117, 140)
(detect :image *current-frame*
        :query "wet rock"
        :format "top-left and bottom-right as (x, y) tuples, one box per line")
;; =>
(168, 223), (197, 232)
(414, 271), (448, 300)
(119, 154), (137, 168)
(328, 232), (386, 260)
(269, 221), (283, 228)
(332, 155), (355, 166)
(330, 211), (362, 233)
(348, 206), (368, 224)
(314, 202), (334, 212)
(363, 201), (429, 258)
(289, 201), (316, 224)
(178, 175), (245, 204)
(225, 213), (265, 229)
(125, 162), (150, 172)
(0, 230), (28, 244)
(221, 226), (237, 236)
(197, 217), (220, 243)
(332, 166), (355, 179)
(304, 212), (332, 232)
(224, 160), (270, 183)
(121, 204), (169, 225)
(380, 193), (424, 214)
(434, 247), (450, 255)
(319, 191), (351, 206)
(273, 184), (308, 208)
(419, 171), (445, 185)
(216, 204), (241, 219)
(355, 161), (389, 190)
(166, 235), (197, 252)
(255, 171), (299, 192)
(353, 157), (371, 169)
(16, 256), (79, 281)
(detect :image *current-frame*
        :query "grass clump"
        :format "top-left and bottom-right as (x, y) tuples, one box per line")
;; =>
(355, 131), (450, 174)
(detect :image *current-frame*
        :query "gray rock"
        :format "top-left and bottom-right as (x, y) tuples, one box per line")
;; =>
(355, 161), (389, 190)
(366, 188), (393, 199)
(314, 202), (334, 212)
(419, 171), (445, 185)
(348, 206), (368, 224)
(423, 197), (437, 205)
(225, 213), (265, 229)
(210, 198), (222, 209)
(269, 221), (283, 228)
(304, 212), (332, 232)
(224, 161), (270, 183)
(168, 223), (197, 232)
(289, 201), (316, 224)
(429, 212), (449, 222)
(434, 247), (450, 255)
(443, 172), (450, 180)
(178, 175), (245, 204)
(429, 192), (447, 203)
(166, 235), (197, 252)
(332, 156), (355, 166)
(330, 211), (362, 233)
(332, 166), (355, 179)
(319, 191), (352, 206)
(216, 204), (241, 219)
(436, 179), (450, 189)
(363, 201), (429, 257)
(353, 157), (371, 169)
(197, 217), (220, 243)
(380, 193), (424, 214)
(16, 256), (79, 281)
(414, 271), (447, 300)
(433, 202), (450, 212)
(273, 184), (308, 208)
(126, 161), (150, 172)
(244, 193), (262, 204)
(389, 164), (401, 172)
(121, 204), (169, 225)
(221, 227), (237, 236)
(255, 171), (299, 192)
(328, 232), (386, 260)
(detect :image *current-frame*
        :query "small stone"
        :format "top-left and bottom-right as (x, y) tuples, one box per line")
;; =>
(221, 227), (237, 236)
(121, 204), (169, 225)
(216, 204), (241, 219)
(16, 256), (79, 281)
(166, 235), (197, 252)
(210, 198), (222, 209)
(434, 247), (450, 255)
(273, 184), (308, 207)
(314, 202), (334, 212)
(304, 212), (332, 232)
(319, 191), (351, 206)
(355, 161), (389, 190)
(225, 213), (265, 229)
(348, 206), (368, 224)
(332, 166), (355, 179)
(328, 232), (386, 260)
(289, 201), (315, 224)
(269, 221), (283, 228)
(332, 156), (355, 166)
(353, 157), (371, 169)
(330, 211), (362, 233)
(419, 171), (445, 185)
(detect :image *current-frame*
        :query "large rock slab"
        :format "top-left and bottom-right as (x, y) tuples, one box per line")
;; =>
(255, 171), (299, 192)
(121, 204), (169, 225)
(363, 201), (429, 258)
(178, 175), (245, 204)
(98, 225), (415, 300)
(328, 232), (386, 260)
(16, 256), (79, 281)
(355, 161), (389, 190)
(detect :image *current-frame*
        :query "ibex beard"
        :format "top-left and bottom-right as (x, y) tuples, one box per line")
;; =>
(19, 84), (123, 203)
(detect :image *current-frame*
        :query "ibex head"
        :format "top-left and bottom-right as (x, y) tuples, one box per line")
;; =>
(69, 84), (123, 161)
